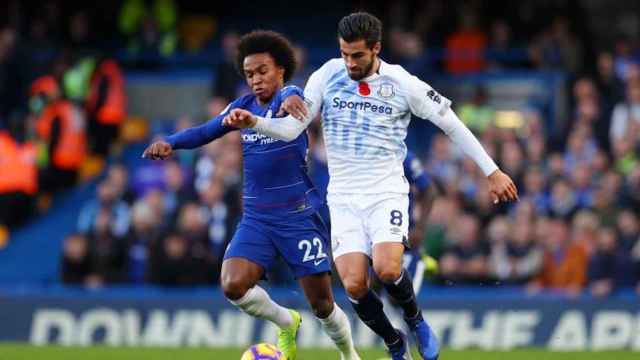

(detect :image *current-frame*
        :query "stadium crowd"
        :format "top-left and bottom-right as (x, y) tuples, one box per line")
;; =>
(0, 1), (638, 296)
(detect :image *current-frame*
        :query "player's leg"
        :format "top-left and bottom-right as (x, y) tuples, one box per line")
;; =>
(335, 253), (413, 359)
(221, 221), (296, 330)
(274, 212), (359, 359)
(298, 273), (360, 360)
(327, 196), (408, 352)
(369, 195), (439, 360)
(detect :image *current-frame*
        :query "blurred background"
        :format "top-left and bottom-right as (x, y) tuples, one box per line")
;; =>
(0, 0), (639, 354)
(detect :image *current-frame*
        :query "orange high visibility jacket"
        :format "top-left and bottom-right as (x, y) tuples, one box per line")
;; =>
(36, 100), (87, 170)
(0, 132), (38, 195)
(86, 60), (126, 125)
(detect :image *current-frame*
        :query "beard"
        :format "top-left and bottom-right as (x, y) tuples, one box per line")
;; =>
(347, 57), (375, 81)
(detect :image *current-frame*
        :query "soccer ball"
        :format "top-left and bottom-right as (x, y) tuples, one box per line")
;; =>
(240, 343), (285, 360)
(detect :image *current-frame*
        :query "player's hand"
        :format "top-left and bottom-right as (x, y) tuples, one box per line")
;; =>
(277, 94), (307, 121)
(487, 169), (518, 204)
(142, 140), (173, 160)
(223, 109), (257, 128)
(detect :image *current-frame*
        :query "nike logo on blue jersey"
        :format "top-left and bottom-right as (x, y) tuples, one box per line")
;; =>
(314, 258), (326, 266)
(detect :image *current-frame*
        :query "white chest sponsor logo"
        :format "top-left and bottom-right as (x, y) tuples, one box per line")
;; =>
(241, 133), (277, 145)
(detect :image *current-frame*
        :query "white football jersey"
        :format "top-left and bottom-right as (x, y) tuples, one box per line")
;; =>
(304, 58), (452, 195)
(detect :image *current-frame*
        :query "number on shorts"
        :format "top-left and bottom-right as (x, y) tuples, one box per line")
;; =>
(390, 210), (403, 226)
(298, 237), (327, 263)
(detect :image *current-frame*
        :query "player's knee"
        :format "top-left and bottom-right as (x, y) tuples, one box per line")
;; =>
(309, 297), (334, 319)
(343, 277), (369, 300)
(374, 265), (402, 284)
(221, 275), (250, 301)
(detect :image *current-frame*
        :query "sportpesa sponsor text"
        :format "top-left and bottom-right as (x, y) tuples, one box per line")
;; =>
(332, 97), (393, 114)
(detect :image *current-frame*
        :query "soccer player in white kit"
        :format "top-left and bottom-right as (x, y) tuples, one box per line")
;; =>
(225, 12), (519, 360)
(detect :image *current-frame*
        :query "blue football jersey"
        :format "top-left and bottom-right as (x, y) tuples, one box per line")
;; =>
(166, 86), (322, 222)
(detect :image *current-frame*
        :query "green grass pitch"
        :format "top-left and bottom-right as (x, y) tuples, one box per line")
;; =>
(0, 344), (638, 360)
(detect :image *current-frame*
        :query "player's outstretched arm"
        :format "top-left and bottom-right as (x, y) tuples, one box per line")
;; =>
(405, 74), (518, 203)
(142, 115), (235, 160)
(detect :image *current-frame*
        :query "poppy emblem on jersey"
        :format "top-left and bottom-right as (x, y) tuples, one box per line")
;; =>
(358, 82), (371, 96)
(378, 82), (395, 98)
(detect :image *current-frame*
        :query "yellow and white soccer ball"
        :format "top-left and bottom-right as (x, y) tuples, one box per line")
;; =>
(240, 343), (285, 360)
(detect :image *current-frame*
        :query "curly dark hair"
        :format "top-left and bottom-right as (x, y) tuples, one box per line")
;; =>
(235, 30), (297, 83)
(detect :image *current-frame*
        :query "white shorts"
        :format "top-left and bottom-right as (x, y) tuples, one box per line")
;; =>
(327, 192), (409, 259)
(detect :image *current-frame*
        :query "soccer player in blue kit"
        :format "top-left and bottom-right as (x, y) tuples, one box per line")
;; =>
(143, 30), (360, 360)
(399, 151), (438, 293)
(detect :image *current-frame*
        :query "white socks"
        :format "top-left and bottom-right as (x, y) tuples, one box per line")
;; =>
(228, 285), (294, 329)
(230, 288), (360, 359)
(318, 304), (360, 360)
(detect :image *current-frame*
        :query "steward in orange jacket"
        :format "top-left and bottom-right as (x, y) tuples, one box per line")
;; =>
(0, 131), (37, 227)
(86, 59), (126, 155)
(30, 75), (87, 192)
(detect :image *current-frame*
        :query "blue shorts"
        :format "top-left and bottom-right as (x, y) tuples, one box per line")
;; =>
(223, 212), (331, 279)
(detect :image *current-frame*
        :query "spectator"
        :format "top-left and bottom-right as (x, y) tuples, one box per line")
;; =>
(545, 152), (566, 183)
(591, 178), (620, 227)
(0, 26), (26, 122)
(613, 37), (636, 81)
(588, 227), (636, 297)
(86, 208), (128, 285)
(124, 200), (162, 283)
(210, 31), (242, 103)
(563, 126), (597, 174)
(487, 20), (517, 70)
(60, 233), (91, 285)
(32, 75), (87, 193)
(522, 166), (549, 214)
(457, 86), (495, 133)
(199, 178), (239, 259)
(163, 160), (196, 225)
(440, 214), (489, 283)
(616, 209), (639, 251)
(427, 134), (458, 185)
(610, 78), (640, 145)
(595, 51), (625, 109)
(290, 45), (313, 88)
(528, 219), (587, 296)
(0, 129), (37, 229)
(529, 16), (583, 74)
(613, 137), (640, 175)
(106, 164), (134, 204)
(85, 58), (126, 156)
(490, 218), (542, 284)
(625, 167), (640, 212)
(118, 0), (178, 61)
(386, 28), (425, 73)
(78, 180), (131, 238)
(500, 140), (526, 189)
(148, 233), (214, 286)
(547, 179), (578, 219)
(176, 202), (209, 250)
(571, 210), (600, 256)
(571, 163), (593, 209)
(570, 77), (610, 152)
(445, 11), (487, 74)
